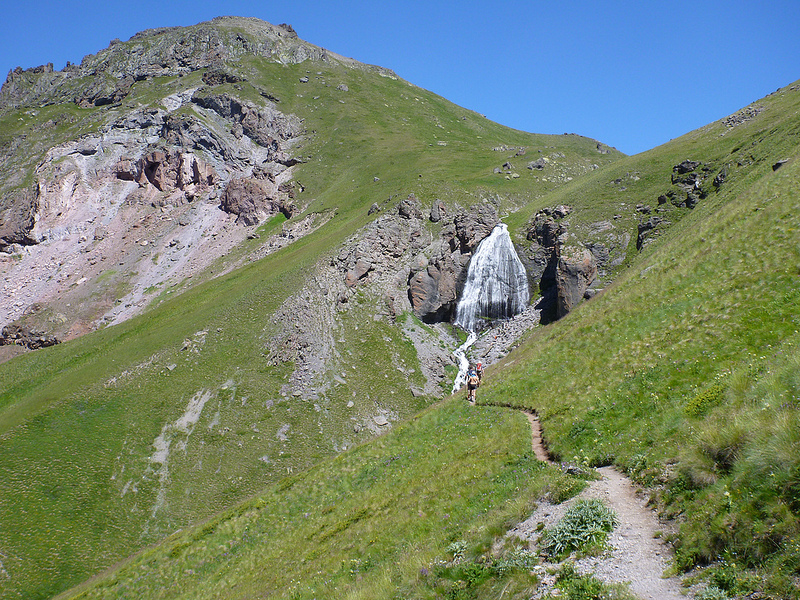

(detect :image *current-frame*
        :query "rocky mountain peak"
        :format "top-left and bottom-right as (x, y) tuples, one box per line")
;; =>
(1, 17), (396, 111)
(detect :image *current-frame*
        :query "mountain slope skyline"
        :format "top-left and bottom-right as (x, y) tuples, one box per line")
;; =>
(3, 1), (799, 155)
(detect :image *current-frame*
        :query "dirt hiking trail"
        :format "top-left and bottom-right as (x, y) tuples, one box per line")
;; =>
(513, 411), (686, 599)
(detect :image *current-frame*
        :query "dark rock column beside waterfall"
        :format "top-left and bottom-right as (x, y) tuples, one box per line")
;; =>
(522, 206), (597, 322)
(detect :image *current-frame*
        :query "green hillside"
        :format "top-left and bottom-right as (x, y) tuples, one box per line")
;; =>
(0, 19), (621, 600)
(2, 17), (799, 600)
(52, 78), (800, 599)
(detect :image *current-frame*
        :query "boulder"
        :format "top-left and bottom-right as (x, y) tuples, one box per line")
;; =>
(398, 194), (422, 219)
(345, 259), (373, 287)
(527, 158), (547, 170)
(430, 199), (446, 222)
(773, 159), (790, 171)
(113, 158), (139, 181)
(220, 177), (281, 225)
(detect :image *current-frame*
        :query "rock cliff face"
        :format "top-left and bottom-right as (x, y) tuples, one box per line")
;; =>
(522, 205), (597, 322)
(408, 201), (499, 323)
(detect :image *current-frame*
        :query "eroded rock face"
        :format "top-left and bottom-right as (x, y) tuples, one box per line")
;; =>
(0, 185), (39, 250)
(191, 91), (303, 154)
(408, 258), (461, 323)
(556, 247), (597, 318)
(453, 203), (499, 253)
(406, 202), (499, 322)
(220, 177), (286, 225)
(0, 84), (304, 345)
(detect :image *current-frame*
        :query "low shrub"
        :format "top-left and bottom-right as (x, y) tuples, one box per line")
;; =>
(685, 381), (726, 417)
(554, 562), (637, 600)
(540, 499), (619, 559)
(695, 585), (730, 600)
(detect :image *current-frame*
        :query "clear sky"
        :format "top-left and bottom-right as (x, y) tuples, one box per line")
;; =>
(2, 0), (798, 155)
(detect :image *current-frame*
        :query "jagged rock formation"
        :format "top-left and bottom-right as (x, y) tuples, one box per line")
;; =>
(0, 19), (388, 110)
(639, 158), (725, 250)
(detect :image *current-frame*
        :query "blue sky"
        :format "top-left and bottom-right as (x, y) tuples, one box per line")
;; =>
(2, 1), (798, 155)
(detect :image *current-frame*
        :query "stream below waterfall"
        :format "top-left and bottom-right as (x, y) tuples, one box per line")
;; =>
(451, 332), (477, 395)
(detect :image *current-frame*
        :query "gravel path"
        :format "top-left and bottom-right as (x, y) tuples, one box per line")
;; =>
(510, 412), (686, 599)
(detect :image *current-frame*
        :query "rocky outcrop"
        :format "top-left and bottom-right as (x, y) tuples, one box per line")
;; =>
(397, 194), (423, 220)
(191, 91), (303, 154)
(117, 149), (218, 197)
(642, 159), (725, 251)
(0, 184), (39, 250)
(453, 203), (499, 253)
(331, 195), (502, 324)
(429, 199), (446, 222)
(523, 205), (597, 322)
(336, 196), (432, 294)
(637, 216), (665, 251)
(408, 255), (464, 323)
(556, 247), (597, 318)
(0, 324), (59, 350)
(219, 176), (296, 225)
(723, 104), (764, 128)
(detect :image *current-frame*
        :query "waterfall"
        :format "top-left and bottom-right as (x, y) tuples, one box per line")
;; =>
(453, 223), (530, 333)
(450, 223), (529, 395)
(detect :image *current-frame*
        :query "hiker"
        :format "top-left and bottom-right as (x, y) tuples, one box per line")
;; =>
(476, 361), (483, 383)
(467, 367), (480, 402)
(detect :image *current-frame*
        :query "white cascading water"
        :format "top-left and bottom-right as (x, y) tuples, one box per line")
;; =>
(451, 331), (477, 395)
(451, 223), (530, 394)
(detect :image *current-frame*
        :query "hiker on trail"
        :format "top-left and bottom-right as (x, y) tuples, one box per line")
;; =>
(467, 367), (480, 403)
(476, 361), (483, 383)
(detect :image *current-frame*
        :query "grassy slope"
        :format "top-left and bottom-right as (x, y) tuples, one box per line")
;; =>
(57, 399), (584, 600)
(53, 79), (800, 600)
(0, 41), (620, 600)
(480, 81), (800, 596)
